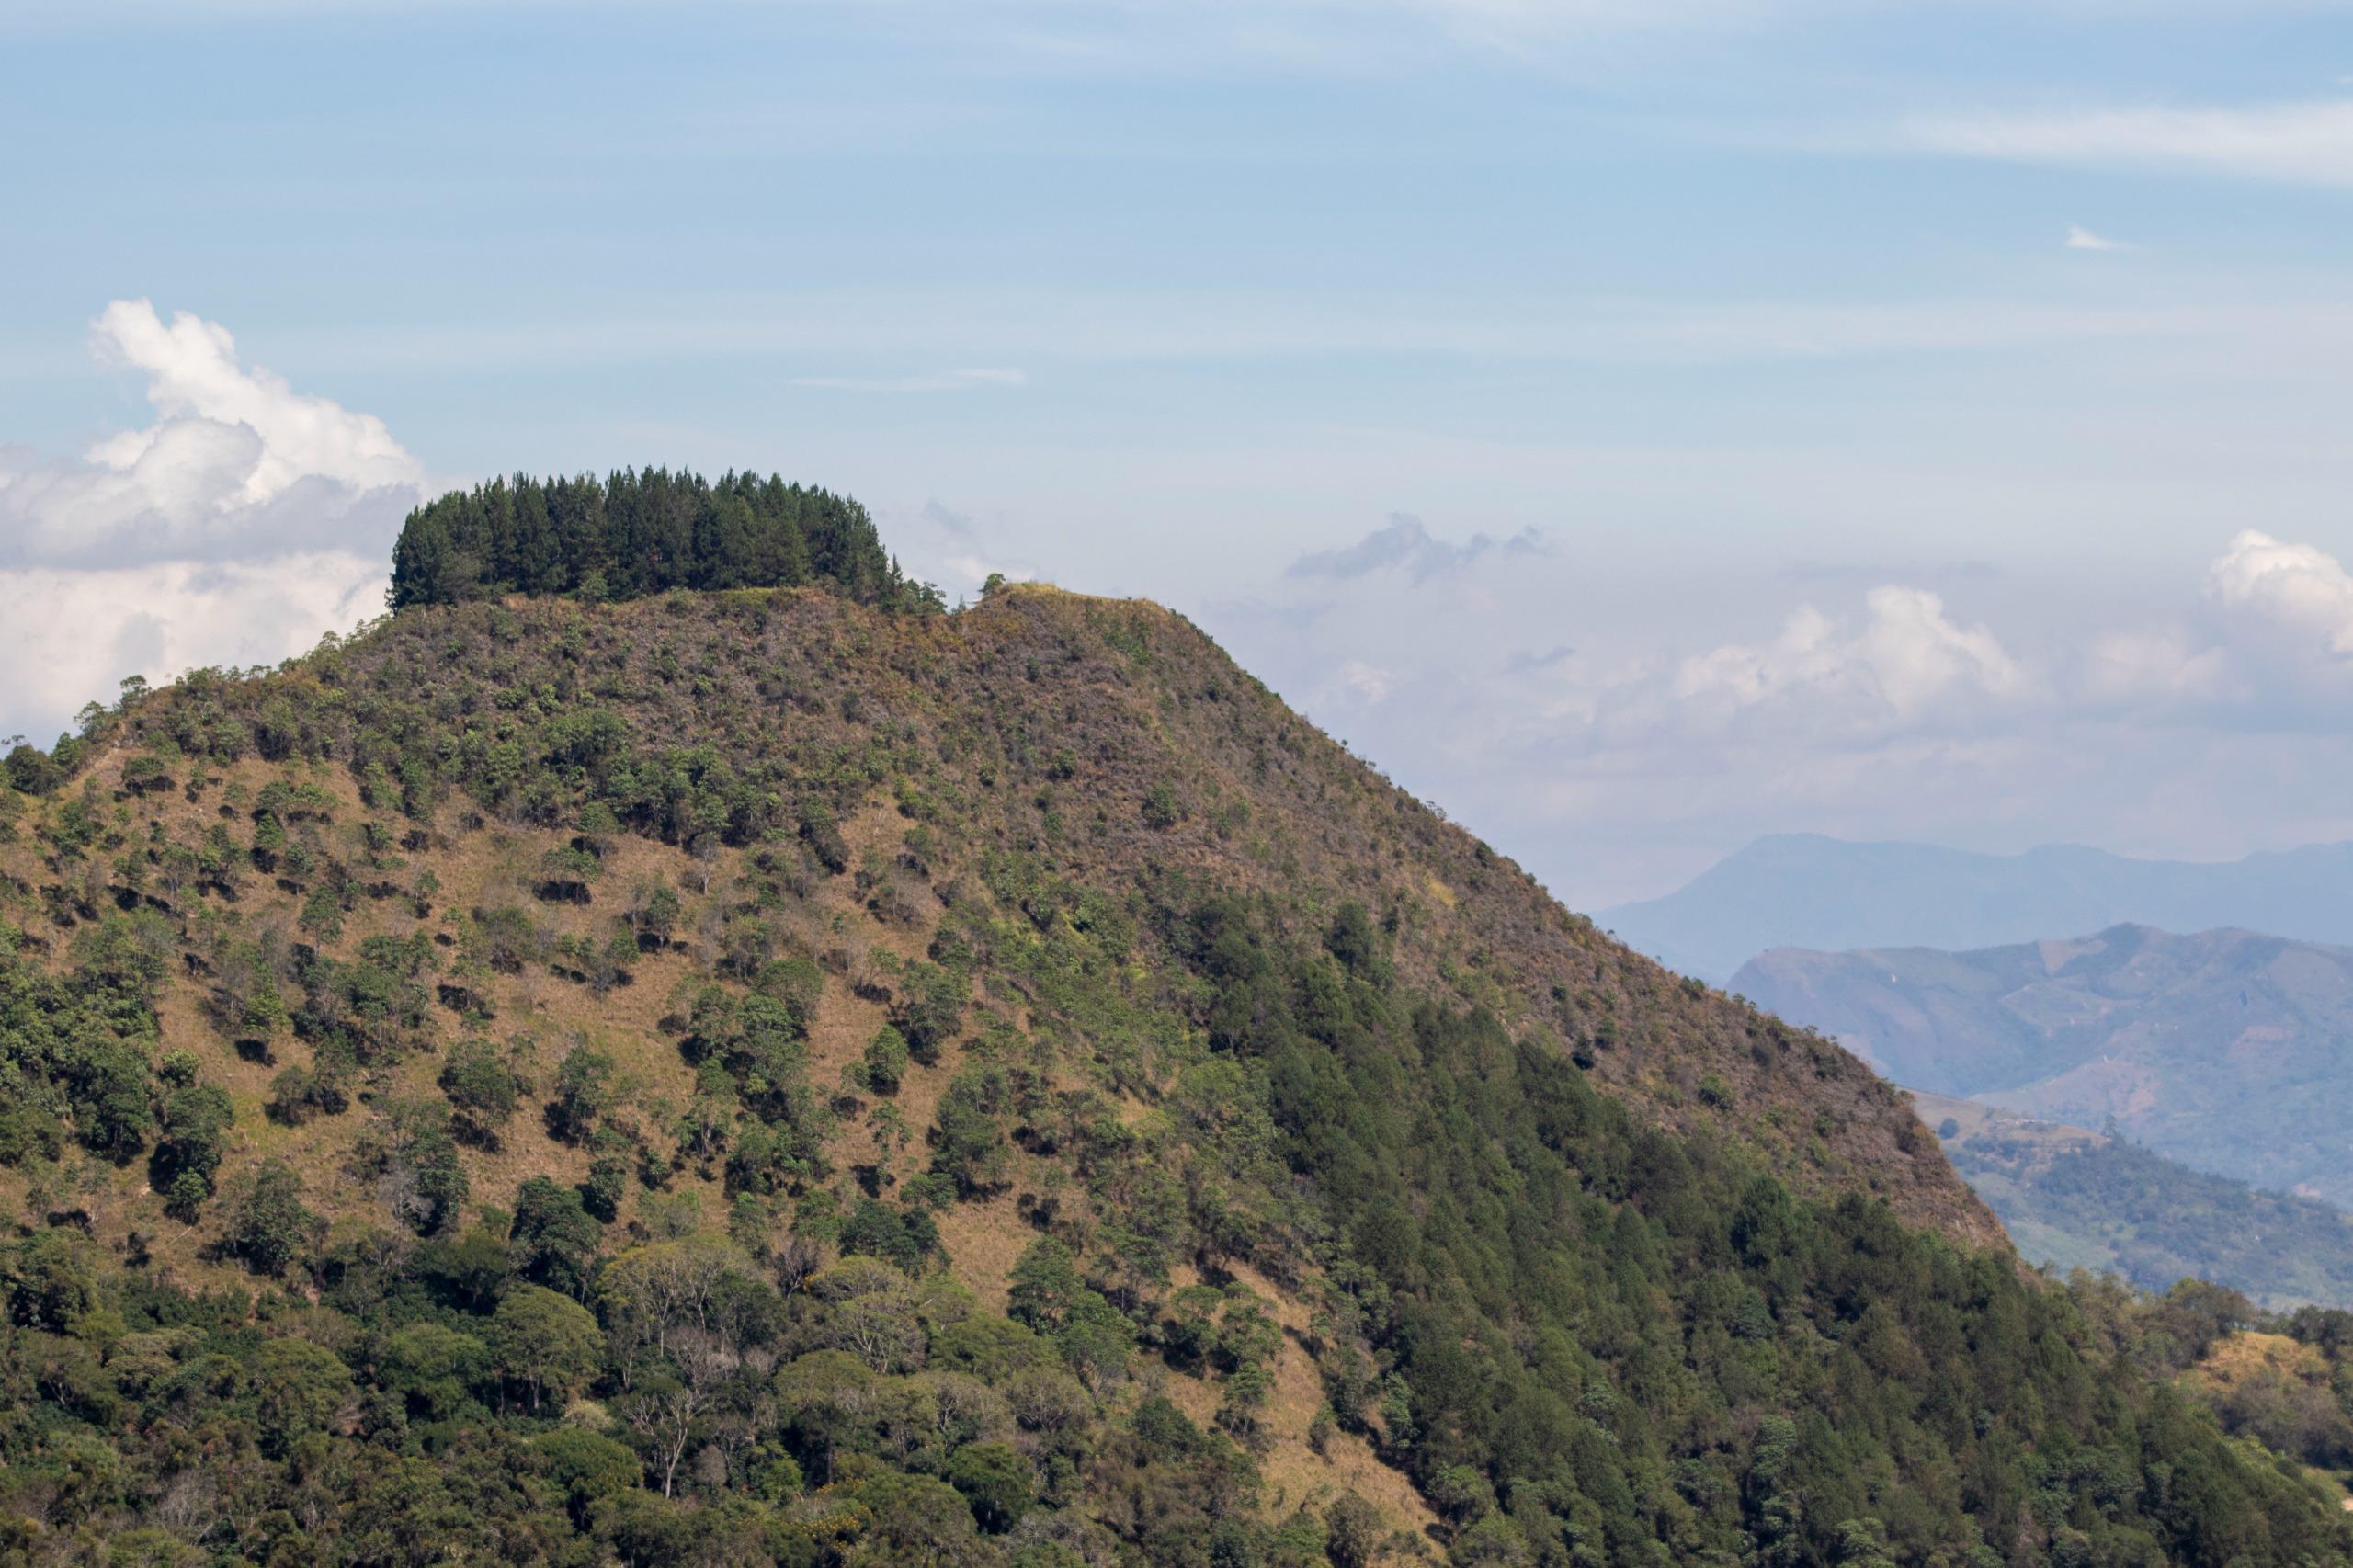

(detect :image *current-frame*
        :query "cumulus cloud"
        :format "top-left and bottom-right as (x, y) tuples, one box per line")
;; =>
(2063, 225), (2127, 252)
(0, 559), (391, 741)
(1670, 585), (2026, 725)
(0, 301), (426, 743)
(2079, 628), (2229, 705)
(1, 300), (423, 569)
(1211, 521), (2353, 905)
(2204, 528), (2353, 655)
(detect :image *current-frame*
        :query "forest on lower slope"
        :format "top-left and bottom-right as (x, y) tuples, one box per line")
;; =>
(0, 577), (2346, 1565)
(1920, 1096), (2353, 1312)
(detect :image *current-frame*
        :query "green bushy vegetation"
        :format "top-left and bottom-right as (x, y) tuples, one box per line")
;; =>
(2065, 1277), (2353, 1499)
(1155, 896), (2348, 1565)
(0, 578), (2344, 1563)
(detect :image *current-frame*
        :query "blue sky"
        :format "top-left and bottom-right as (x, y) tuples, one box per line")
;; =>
(6, 0), (2353, 904)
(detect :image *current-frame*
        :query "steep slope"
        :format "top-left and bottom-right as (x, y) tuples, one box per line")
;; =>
(1606, 834), (2353, 983)
(0, 581), (2344, 1565)
(1737, 924), (2353, 1205)
(1913, 1093), (2353, 1311)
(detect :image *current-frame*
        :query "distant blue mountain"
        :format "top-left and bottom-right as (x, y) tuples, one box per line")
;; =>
(1595, 834), (2353, 983)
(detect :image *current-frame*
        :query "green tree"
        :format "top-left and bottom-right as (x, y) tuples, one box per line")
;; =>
(1008, 1237), (1082, 1332)
(892, 962), (966, 1062)
(222, 1160), (319, 1276)
(1324, 1494), (1383, 1568)
(511, 1176), (605, 1297)
(2, 1228), (101, 1333)
(382, 1322), (491, 1419)
(946, 1441), (1032, 1532)
(534, 1428), (642, 1525)
(438, 1038), (521, 1137)
(861, 1025), (911, 1094)
(549, 1044), (616, 1142)
(488, 1283), (603, 1412)
(929, 1068), (1009, 1196)
(153, 1080), (233, 1199)
(422, 1222), (513, 1311)
(582, 1153), (630, 1222)
(250, 1338), (354, 1453)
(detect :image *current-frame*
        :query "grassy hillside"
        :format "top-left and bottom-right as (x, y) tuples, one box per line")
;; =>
(1735, 925), (2353, 1206)
(0, 579), (2345, 1564)
(1911, 1094), (2353, 1312)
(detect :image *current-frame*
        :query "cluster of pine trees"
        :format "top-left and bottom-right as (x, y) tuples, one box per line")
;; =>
(387, 469), (940, 612)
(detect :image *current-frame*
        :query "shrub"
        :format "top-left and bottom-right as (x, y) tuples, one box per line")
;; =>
(861, 1026), (911, 1095)
(438, 1039), (521, 1135)
(548, 1045), (616, 1142)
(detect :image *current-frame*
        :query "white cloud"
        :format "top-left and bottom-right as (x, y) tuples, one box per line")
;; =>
(2205, 528), (2353, 654)
(1209, 522), (2353, 905)
(1671, 585), (2026, 723)
(790, 368), (1028, 393)
(2063, 224), (2127, 252)
(0, 301), (425, 742)
(272, 288), (2277, 378)
(87, 301), (419, 501)
(1910, 98), (2353, 187)
(0, 555), (388, 744)
(2078, 628), (2228, 704)
(1337, 659), (1395, 703)
(0, 301), (422, 569)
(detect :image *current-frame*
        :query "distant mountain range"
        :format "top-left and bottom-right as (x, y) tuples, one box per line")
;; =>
(1738, 923), (2353, 1207)
(1597, 833), (2353, 983)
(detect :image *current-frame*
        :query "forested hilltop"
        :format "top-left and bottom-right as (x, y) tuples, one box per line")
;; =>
(0, 550), (2347, 1562)
(388, 469), (943, 611)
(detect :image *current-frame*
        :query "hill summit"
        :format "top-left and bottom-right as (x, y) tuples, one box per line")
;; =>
(0, 481), (2346, 1563)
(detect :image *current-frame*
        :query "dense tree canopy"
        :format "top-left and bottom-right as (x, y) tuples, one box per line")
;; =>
(388, 468), (940, 612)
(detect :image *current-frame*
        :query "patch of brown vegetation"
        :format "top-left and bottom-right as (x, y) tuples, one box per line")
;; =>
(1158, 1258), (1438, 1540)
(1257, 1328), (1440, 1542)
(2192, 1330), (2331, 1394)
(931, 1188), (1030, 1316)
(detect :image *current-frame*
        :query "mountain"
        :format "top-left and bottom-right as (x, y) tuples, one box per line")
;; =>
(0, 494), (2344, 1562)
(1736, 924), (2353, 1210)
(1601, 833), (2353, 983)
(1911, 1092), (2353, 1312)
